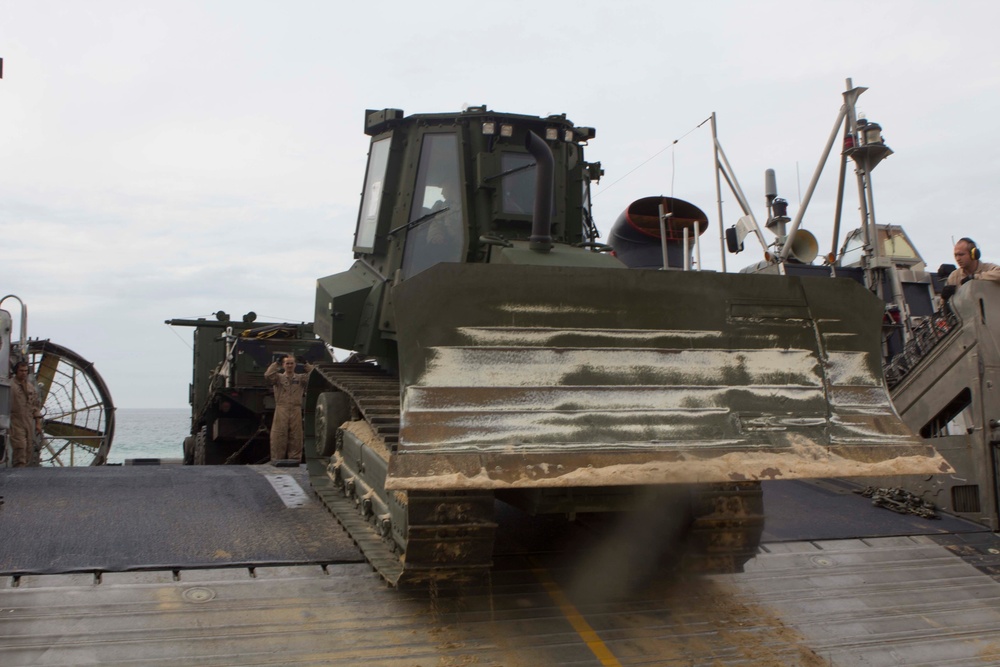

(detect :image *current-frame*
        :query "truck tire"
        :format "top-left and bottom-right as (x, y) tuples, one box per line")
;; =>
(182, 436), (195, 465)
(315, 392), (350, 457)
(194, 426), (208, 465)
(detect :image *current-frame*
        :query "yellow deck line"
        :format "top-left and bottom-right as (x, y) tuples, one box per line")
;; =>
(532, 566), (622, 667)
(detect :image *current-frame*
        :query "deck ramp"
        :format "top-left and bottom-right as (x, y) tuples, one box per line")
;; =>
(0, 465), (361, 574)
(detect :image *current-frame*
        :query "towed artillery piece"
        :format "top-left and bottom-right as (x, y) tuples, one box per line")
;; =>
(303, 104), (949, 587)
(167, 312), (330, 465)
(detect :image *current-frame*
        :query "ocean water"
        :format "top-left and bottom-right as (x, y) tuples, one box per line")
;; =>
(107, 408), (191, 464)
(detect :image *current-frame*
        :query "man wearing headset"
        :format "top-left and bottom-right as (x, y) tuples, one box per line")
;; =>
(947, 237), (1000, 287)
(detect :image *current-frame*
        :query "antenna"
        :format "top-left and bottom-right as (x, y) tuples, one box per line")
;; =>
(795, 162), (802, 205)
(765, 169), (778, 203)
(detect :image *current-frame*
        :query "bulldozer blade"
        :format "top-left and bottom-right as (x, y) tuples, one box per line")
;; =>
(386, 263), (951, 491)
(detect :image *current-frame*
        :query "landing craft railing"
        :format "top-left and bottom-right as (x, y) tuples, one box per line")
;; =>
(884, 308), (959, 389)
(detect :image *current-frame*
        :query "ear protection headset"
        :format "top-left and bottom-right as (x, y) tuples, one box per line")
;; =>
(960, 237), (981, 261)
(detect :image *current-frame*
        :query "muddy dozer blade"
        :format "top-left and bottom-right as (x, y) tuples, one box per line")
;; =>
(386, 263), (951, 491)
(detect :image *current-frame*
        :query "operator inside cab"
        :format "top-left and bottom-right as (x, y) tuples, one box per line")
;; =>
(401, 134), (466, 279)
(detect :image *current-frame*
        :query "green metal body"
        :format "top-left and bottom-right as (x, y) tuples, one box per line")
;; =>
(168, 316), (329, 464)
(313, 108), (949, 509)
(314, 108), (607, 367)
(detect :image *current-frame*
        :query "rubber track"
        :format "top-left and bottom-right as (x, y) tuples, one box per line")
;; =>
(307, 362), (495, 587)
(686, 482), (766, 573)
(307, 456), (404, 583)
(312, 362), (402, 447)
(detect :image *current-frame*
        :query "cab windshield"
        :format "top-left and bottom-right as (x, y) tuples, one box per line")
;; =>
(401, 133), (465, 279)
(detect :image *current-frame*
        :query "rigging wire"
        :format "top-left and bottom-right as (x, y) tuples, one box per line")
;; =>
(165, 324), (193, 350)
(594, 116), (712, 198)
(259, 315), (304, 323)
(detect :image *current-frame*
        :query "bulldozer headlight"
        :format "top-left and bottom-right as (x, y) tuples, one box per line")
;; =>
(482, 121), (496, 136)
(500, 124), (514, 137)
(545, 127), (559, 141)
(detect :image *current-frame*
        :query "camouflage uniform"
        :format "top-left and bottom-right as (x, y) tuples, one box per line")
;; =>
(10, 375), (42, 467)
(265, 362), (309, 461)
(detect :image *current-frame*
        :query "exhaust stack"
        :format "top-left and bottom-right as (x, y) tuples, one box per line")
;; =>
(525, 131), (553, 253)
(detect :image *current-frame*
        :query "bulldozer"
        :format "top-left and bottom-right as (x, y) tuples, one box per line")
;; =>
(304, 106), (951, 587)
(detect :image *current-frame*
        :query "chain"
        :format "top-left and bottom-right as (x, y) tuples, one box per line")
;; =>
(223, 416), (270, 465)
(857, 486), (939, 519)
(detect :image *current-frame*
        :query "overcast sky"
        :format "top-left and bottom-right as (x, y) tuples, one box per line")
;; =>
(2, 0), (998, 409)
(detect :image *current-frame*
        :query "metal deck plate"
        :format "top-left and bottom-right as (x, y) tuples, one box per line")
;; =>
(2, 469), (999, 664)
(263, 473), (311, 508)
(5, 537), (1000, 665)
(761, 478), (986, 542)
(0, 465), (362, 574)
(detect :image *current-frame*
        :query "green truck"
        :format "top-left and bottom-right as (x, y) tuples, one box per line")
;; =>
(167, 312), (330, 465)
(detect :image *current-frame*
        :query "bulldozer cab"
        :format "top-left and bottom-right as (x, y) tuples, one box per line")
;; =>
(350, 108), (600, 270)
(317, 108), (608, 361)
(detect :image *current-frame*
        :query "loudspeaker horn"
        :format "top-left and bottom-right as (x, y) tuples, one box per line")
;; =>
(788, 229), (818, 264)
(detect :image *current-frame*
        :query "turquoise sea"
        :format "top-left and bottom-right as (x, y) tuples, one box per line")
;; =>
(107, 408), (190, 464)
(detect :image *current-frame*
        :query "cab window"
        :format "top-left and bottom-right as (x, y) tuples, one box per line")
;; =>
(877, 227), (919, 261)
(501, 152), (535, 215)
(401, 133), (465, 279)
(839, 230), (865, 267)
(355, 136), (391, 252)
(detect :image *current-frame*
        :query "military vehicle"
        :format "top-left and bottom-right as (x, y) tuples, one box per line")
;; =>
(1, 294), (115, 466)
(712, 80), (1000, 531)
(825, 226), (1000, 529)
(303, 101), (950, 587)
(168, 312), (331, 465)
(876, 268), (1000, 528)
